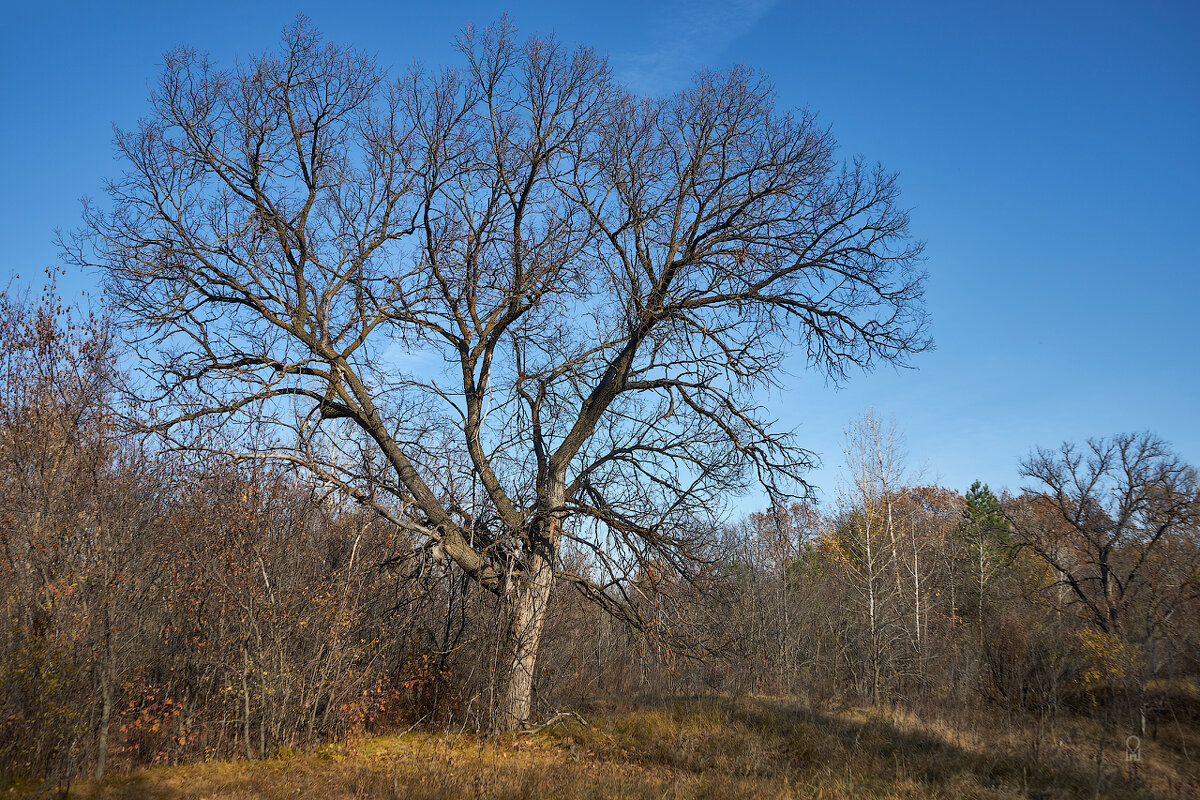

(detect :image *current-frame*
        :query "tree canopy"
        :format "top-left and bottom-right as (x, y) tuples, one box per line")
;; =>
(67, 17), (928, 728)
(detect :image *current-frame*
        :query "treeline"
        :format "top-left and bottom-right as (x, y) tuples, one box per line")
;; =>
(2, 287), (1198, 786)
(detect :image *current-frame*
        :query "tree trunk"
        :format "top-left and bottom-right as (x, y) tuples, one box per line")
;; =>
(95, 678), (113, 779)
(241, 645), (255, 760)
(863, 516), (880, 704)
(979, 528), (986, 647)
(498, 528), (557, 732)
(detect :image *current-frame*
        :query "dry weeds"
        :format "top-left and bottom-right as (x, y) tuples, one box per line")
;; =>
(20, 696), (1198, 799)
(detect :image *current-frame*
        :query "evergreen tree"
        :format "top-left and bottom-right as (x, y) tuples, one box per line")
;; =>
(961, 481), (1012, 640)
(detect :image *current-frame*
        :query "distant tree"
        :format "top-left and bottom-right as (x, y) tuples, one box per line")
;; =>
(733, 503), (822, 691)
(66, 18), (928, 729)
(898, 484), (964, 684)
(1010, 433), (1199, 639)
(832, 411), (913, 702)
(960, 480), (1011, 641)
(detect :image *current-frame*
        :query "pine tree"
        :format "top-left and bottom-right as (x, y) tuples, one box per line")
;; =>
(961, 481), (1012, 642)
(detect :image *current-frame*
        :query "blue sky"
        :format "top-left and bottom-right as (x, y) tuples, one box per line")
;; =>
(2, 0), (1197, 507)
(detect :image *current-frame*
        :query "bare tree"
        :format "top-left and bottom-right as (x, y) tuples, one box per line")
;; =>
(1011, 433), (1199, 639)
(833, 410), (912, 702)
(67, 18), (928, 729)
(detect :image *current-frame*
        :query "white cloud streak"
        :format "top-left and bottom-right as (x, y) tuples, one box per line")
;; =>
(615, 0), (778, 94)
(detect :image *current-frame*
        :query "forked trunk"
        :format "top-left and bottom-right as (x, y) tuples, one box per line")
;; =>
(498, 527), (557, 731)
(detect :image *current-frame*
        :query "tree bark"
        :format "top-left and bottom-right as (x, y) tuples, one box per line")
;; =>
(498, 526), (558, 732)
(95, 678), (113, 778)
(241, 645), (255, 760)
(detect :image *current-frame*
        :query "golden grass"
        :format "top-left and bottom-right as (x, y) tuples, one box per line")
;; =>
(25, 696), (1200, 799)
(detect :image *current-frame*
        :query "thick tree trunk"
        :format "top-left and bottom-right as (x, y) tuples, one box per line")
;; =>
(498, 527), (557, 732)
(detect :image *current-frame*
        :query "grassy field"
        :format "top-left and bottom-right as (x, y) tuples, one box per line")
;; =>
(16, 696), (1199, 799)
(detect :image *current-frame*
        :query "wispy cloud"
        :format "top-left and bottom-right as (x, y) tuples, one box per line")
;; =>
(615, 0), (777, 94)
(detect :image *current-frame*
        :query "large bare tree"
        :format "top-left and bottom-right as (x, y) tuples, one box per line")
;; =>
(68, 18), (928, 729)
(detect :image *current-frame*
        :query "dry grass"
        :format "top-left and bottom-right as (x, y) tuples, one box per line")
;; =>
(21, 696), (1199, 799)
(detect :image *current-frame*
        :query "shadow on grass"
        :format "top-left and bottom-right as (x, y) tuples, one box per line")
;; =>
(564, 694), (1185, 799)
(24, 694), (1197, 800)
(70, 774), (181, 800)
